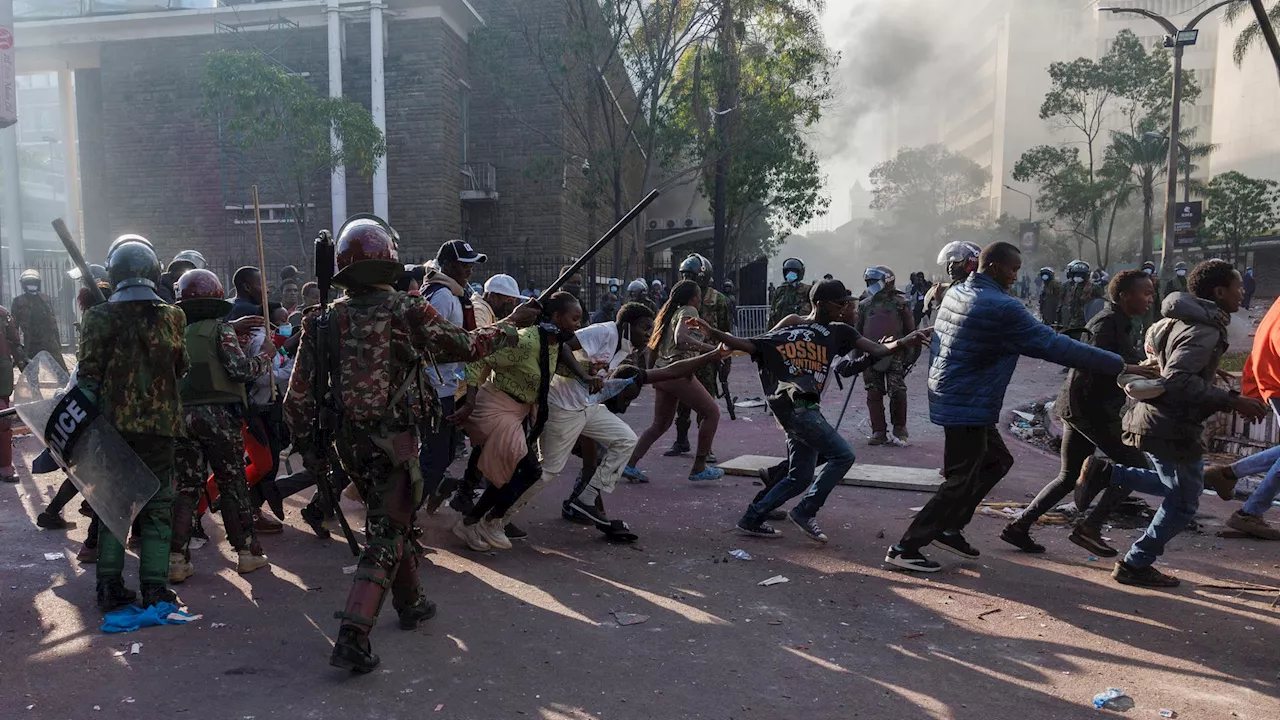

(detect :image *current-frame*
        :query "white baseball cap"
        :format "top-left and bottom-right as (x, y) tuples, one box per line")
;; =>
(484, 273), (522, 299)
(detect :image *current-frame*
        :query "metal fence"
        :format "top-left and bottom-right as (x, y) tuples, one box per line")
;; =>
(736, 305), (770, 337)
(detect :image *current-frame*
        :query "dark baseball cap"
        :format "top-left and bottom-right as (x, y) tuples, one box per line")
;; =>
(437, 239), (488, 264)
(810, 278), (854, 304)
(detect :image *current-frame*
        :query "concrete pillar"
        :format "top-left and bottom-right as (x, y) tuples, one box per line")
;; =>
(327, 0), (347, 231)
(57, 69), (82, 244)
(370, 1), (388, 220)
(0, 124), (23, 269)
(75, 69), (108, 261)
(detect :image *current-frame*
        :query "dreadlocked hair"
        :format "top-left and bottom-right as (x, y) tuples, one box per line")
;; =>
(648, 280), (700, 351)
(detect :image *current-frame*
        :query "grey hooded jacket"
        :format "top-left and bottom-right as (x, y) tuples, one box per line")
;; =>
(1123, 291), (1237, 460)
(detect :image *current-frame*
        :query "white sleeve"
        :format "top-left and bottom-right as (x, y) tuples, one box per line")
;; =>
(574, 322), (616, 360)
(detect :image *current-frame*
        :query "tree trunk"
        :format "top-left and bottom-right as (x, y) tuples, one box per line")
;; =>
(710, 0), (735, 290)
(1140, 182), (1154, 263)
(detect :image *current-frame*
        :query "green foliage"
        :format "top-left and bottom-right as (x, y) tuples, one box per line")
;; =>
(200, 50), (386, 247)
(663, 0), (836, 263)
(1202, 171), (1280, 262)
(867, 143), (990, 245)
(1225, 1), (1280, 67)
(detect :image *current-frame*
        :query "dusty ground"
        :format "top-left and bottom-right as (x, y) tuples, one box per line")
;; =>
(1, 355), (1277, 720)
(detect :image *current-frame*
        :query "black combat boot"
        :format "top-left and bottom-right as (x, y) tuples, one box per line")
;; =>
(96, 578), (137, 612)
(330, 627), (380, 673)
(139, 585), (179, 608)
(299, 503), (331, 539)
(397, 598), (438, 630)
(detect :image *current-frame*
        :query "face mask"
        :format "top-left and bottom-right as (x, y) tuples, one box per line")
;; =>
(1040, 274), (1049, 281)
(1143, 268), (1153, 275)
(1072, 276), (1083, 284)
(784, 271), (798, 283)
(1176, 269), (1187, 277)
(277, 325), (293, 338)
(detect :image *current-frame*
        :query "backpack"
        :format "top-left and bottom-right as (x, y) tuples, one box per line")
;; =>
(423, 282), (476, 331)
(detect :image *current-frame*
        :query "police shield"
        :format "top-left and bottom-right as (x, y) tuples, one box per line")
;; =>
(11, 352), (161, 544)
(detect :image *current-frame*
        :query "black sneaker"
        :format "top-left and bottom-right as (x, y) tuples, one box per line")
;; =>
(504, 523), (528, 540)
(999, 525), (1045, 554)
(300, 503), (331, 540)
(36, 511), (73, 530)
(788, 511), (828, 543)
(568, 496), (609, 526)
(736, 519), (783, 538)
(561, 501), (595, 525)
(663, 439), (691, 457)
(1112, 560), (1180, 588)
(330, 627), (380, 673)
(397, 598), (438, 630)
(190, 516), (209, 542)
(1074, 456), (1113, 514)
(884, 546), (941, 573)
(931, 532), (979, 559)
(448, 490), (476, 516)
(1068, 525), (1118, 558)
(96, 579), (137, 612)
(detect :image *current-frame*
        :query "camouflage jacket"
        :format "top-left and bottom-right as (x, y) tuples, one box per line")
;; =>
(1039, 279), (1063, 324)
(701, 286), (733, 334)
(1059, 282), (1096, 330)
(77, 302), (189, 437)
(769, 282), (811, 328)
(211, 321), (272, 383)
(11, 292), (61, 353)
(0, 305), (23, 398)
(285, 291), (517, 449)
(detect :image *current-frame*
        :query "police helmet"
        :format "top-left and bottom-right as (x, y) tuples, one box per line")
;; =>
(108, 234), (153, 258)
(1065, 259), (1091, 278)
(937, 241), (980, 274)
(168, 249), (208, 274)
(333, 215), (402, 289)
(781, 257), (805, 282)
(627, 278), (648, 295)
(1039, 267), (1055, 280)
(679, 253), (710, 279)
(106, 238), (164, 303)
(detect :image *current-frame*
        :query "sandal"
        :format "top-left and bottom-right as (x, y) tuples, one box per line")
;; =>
(688, 467), (724, 482)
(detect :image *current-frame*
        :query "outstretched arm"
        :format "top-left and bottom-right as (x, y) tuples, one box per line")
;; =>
(685, 316), (755, 354)
(854, 328), (930, 358)
(643, 347), (731, 383)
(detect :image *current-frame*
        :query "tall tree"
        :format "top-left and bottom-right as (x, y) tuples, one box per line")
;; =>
(1105, 128), (1213, 264)
(867, 143), (990, 247)
(1225, 1), (1280, 66)
(1202, 171), (1280, 264)
(1014, 29), (1199, 268)
(201, 50), (385, 262)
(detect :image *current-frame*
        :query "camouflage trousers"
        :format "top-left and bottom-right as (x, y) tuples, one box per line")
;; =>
(864, 361), (908, 434)
(171, 404), (256, 555)
(332, 424), (425, 639)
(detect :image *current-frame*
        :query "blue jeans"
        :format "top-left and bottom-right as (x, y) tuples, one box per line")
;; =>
(1110, 455), (1204, 568)
(742, 407), (855, 523)
(1227, 399), (1280, 517)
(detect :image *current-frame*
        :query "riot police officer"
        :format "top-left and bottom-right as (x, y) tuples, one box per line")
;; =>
(923, 241), (981, 318)
(1038, 267), (1062, 325)
(769, 257), (810, 327)
(1059, 260), (1093, 337)
(857, 266), (916, 443)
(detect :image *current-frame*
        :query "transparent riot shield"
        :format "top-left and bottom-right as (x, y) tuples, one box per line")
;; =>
(12, 352), (161, 544)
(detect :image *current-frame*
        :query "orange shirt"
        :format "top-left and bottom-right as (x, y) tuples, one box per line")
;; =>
(1242, 296), (1280, 401)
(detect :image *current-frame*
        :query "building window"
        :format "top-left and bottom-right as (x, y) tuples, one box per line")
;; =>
(460, 84), (470, 165)
(225, 203), (315, 225)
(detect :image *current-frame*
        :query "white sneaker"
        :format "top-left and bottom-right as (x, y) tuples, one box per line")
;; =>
(477, 517), (512, 550)
(452, 519), (491, 552)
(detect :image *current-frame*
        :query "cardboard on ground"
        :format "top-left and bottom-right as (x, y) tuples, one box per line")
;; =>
(718, 455), (942, 492)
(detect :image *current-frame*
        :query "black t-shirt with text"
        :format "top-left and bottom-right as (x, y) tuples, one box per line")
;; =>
(751, 322), (861, 412)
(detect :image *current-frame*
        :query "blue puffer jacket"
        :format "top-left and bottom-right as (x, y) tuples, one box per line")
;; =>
(928, 273), (1125, 427)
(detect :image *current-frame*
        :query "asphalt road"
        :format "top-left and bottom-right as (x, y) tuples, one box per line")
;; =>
(1, 355), (1277, 720)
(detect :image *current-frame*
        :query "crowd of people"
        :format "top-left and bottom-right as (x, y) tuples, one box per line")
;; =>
(2, 214), (1276, 674)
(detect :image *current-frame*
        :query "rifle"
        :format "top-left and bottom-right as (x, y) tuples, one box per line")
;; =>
(312, 230), (361, 556)
(717, 363), (736, 420)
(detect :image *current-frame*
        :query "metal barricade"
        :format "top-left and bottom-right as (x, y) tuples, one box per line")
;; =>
(736, 305), (769, 337)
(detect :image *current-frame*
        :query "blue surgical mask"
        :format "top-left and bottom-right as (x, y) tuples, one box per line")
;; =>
(1176, 269), (1187, 277)
(277, 325), (293, 338)
(784, 271), (798, 283)
(1040, 274), (1049, 281)
(22, 283), (38, 294)
(1143, 268), (1153, 275)
(1072, 276), (1083, 284)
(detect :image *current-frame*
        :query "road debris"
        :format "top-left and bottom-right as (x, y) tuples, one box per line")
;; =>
(758, 575), (789, 586)
(977, 608), (1002, 620)
(130, 642), (141, 655)
(729, 549), (753, 561)
(612, 612), (650, 626)
(1092, 688), (1134, 711)
(44, 552), (64, 561)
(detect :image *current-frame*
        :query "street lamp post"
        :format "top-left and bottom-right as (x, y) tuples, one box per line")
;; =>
(1003, 184), (1034, 221)
(1101, 1), (1238, 274)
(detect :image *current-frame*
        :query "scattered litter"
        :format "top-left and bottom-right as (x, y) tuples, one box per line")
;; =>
(17, 563), (35, 568)
(1015, 615), (1028, 620)
(1088, 557), (1098, 562)
(612, 612), (650, 626)
(210, 622), (228, 629)
(44, 552), (64, 561)
(1092, 689), (1134, 711)
(767, 620), (783, 625)
(735, 398), (766, 409)
(93, 706), (101, 711)
(1011, 410), (1035, 422)
(130, 642), (142, 655)
(909, 506), (925, 513)
(903, 632), (924, 639)
(343, 564), (358, 574)
(977, 608), (1002, 620)
(112, 649), (127, 657)
(728, 549), (753, 561)
(188, 537), (208, 551)
(1159, 711), (1177, 719)
(876, 529), (885, 539)
(121, 698), (135, 704)
(101, 602), (201, 634)
(758, 575), (789, 587)
(434, 704), (444, 712)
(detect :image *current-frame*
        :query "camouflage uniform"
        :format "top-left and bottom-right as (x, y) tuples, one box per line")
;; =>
(12, 291), (66, 371)
(1059, 282), (1095, 337)
(170, 321), (272, 557)
(856, 290), (915, 438)
(0, 306), (23, 478)
(1039, 279), (1063, 325)
(769, 282), (811, 328)
(77, 301), (188, 594)
(1164, 276), (1188, 298)
(285, 290), (516, 649)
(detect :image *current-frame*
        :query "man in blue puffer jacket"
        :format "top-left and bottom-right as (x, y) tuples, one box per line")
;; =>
(885, 241), (1152, 573)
